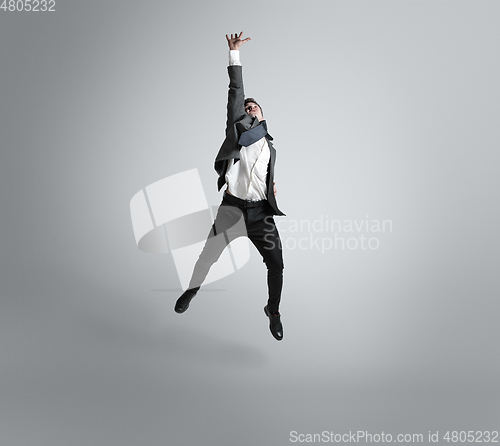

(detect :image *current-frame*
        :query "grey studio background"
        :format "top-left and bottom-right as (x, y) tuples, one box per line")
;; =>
(1, 1), (499, 445)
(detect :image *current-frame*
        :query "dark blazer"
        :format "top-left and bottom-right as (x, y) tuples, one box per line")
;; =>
(214, 65), (285, 216)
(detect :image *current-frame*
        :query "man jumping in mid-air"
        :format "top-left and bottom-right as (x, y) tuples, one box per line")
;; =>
(174, 32), (285, 341)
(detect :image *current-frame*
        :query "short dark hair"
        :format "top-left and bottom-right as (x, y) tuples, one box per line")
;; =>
(244, 98), (263, 116)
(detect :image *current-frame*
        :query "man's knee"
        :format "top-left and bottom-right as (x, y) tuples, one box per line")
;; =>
(265, 252), (284, 272)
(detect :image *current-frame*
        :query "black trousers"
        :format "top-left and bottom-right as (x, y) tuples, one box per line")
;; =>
(188, 192), (284, 313)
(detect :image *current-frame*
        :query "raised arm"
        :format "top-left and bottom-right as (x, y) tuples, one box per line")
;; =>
(224, 32), (251, 133)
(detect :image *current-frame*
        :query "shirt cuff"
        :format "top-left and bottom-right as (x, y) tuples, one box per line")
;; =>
(229, 50), (241, 66)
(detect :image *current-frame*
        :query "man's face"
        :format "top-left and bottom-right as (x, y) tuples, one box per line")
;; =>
(245, 102), (264, 122)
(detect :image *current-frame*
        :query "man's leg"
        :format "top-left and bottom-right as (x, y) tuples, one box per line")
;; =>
(247, 214), (284, 313)
(175, 202), (246, 313)
(246, 211), (284, 340)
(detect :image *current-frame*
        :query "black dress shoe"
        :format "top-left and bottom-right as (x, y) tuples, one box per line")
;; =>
(264, 305), (283, 341)
(174, 287), (199, 313)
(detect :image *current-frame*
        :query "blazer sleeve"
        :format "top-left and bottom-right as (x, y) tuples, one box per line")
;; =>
(225, 65), (246, 136)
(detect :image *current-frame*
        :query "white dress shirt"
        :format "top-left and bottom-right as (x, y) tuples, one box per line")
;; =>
(225, 50), (270, 201)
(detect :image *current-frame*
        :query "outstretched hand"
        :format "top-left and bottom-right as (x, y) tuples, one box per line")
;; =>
(226, 32), (251, 50)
